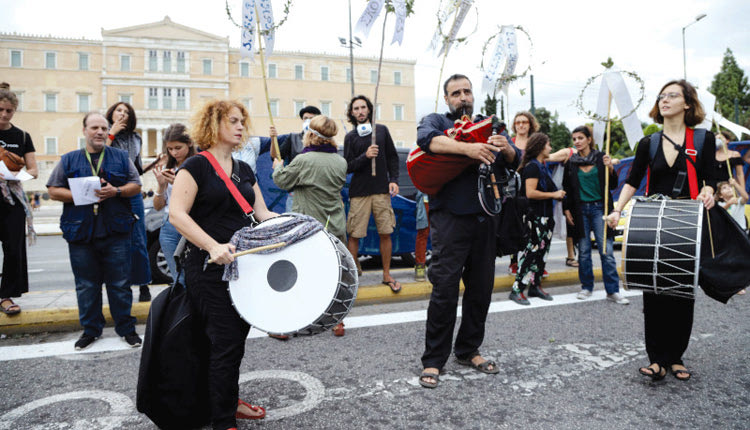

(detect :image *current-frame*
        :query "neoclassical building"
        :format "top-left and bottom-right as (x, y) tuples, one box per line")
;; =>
(0, 17), (416, 192)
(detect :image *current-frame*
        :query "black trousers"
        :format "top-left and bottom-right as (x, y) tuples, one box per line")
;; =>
(0, 196), (28, 298)
(185, 245), (250, 430)
(421, 210), (497, 370)
(643, 292), (694, 367)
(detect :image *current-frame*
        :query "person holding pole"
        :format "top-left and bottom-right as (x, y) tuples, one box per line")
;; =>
(607, 79), (717, 382)
(562, 125), (628, 304)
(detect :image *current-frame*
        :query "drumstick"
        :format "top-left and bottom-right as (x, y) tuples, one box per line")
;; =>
(207, 242), (286, 264)
(702, 181), (715, 258)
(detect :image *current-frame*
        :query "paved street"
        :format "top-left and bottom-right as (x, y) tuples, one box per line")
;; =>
(1, 284), (748, 429)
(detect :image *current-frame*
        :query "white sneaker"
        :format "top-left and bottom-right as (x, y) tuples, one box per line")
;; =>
(576, 290), (592, 300)
(607, 292), (630, 305)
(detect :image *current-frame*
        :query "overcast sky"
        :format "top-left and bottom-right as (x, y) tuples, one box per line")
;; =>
(4, 0), (749, 132)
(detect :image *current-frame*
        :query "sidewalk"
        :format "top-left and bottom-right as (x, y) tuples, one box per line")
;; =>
(2, 204), (599, 334)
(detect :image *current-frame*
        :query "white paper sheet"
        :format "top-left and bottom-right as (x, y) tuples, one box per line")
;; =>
(0, 161), (33, 181)
(68, 176), (101, 206)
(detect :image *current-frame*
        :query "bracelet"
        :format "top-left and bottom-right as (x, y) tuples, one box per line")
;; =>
(108, 134), (115, 141)
(154, 191), (162, 197)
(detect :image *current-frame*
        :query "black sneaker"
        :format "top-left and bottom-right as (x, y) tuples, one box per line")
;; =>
(138, 285), (151, 302)
(528, 287), (553, 301)
(509, 290), (530, 306)
(74, 333), (98, 350)
(123, 332), (142, 348)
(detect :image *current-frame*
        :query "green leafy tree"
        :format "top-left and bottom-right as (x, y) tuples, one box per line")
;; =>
(533, 107), (571, 151)
(482, 93), (497, 116)
(708, 48), (750, 127)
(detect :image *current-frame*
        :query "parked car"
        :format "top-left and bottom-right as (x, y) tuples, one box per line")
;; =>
(144, 199), (172, 285)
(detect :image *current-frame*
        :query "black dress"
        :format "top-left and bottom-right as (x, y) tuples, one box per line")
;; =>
(626, 131), (717, 368)
(180, 154), (257, 430)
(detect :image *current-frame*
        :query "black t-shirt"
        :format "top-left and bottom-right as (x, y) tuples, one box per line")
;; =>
(714, 156), (744, 182)
(522, 161), (555, 217)
(627, 132), (717, 198)
(181, 154), (257, 244)
(0, 125), (34, 157)
(343, 124), (400, 197)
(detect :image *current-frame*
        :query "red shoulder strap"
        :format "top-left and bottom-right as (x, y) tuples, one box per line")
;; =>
(685, 128), (699, 199)
(199, 151), (254, 216)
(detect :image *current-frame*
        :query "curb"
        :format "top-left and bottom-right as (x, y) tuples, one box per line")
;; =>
(0, 269), (600, 335)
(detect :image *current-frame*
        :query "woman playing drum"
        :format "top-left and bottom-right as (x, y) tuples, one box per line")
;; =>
(170, 100), (277, 428)
(607, 79), (717, 382)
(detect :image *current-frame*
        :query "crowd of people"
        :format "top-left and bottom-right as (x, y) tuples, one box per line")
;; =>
(2, 75), (750, 429)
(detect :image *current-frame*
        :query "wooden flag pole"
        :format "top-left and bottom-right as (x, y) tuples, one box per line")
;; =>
(255, 3), (281, 161)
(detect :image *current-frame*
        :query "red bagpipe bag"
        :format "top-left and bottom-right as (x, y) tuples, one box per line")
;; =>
(407, 115), (494, 195)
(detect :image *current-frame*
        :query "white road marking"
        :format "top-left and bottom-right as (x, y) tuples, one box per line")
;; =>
(0, 290), (642, 362)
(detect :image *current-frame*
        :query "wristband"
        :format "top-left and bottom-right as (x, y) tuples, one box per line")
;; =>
(108, 134), (115, 141)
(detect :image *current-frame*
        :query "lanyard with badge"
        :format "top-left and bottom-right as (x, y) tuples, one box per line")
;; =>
(84, 147), (104, 215)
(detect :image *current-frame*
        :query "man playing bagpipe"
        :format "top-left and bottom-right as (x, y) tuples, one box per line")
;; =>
(414, 74), (520, 388)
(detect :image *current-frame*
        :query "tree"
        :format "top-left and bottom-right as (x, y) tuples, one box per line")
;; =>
(482, 93), (497, 116)
(708, 48), (750, 127)
(533, 107), (571, 151)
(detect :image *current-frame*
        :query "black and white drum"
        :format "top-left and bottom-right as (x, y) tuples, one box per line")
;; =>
(228, 215), (359, 336)
(622, 198), (703, 298)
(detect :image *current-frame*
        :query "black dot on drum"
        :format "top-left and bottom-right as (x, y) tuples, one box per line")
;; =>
(267, 260), (297, 292)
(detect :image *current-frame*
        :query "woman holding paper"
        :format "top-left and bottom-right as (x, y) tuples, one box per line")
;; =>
(105, 102), (152, 302)
(0, 84), (37, 315)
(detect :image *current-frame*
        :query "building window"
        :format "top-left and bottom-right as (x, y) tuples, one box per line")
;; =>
(240, 62), (250, 77)
(202, 59), (212, 75)
(243, 98), (252, 114)
(120, 55), (131, 72)
(14, 92), (23, 111)
(177, 51), (186, 73)
(10, 50), (22, 68)
(148, 88), (158, 110)
(394, 71), (402, 86)
(119, 94), (132, 104)
(78, 137), (86, 149)
(77, 94), (90, 113)
(268, 63), (277, 79)
(346, 68), (352, 83)
(294, 100), (305, 114)
(78, 53), (89, 71)
(45, 52), (56, 69)
(149, 50), (158, 72)
(269, 99), (279, 117)
(321, 101), (331, 116)
(162, 88), (172, 110)
(375, 104), (381, 120)
(45, 137), (57, 155)
(44, 93), (57, 112)
(370, 70), (378, 84)
(163, 51), (171, 73)
(294, 64), (304, 80)
(393, 104), (404, 121)
(176, 88), (186, 110)
(320, 66), (329, 81)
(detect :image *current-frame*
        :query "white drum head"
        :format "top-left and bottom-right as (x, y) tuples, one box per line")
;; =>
(228, 227), (340, 334)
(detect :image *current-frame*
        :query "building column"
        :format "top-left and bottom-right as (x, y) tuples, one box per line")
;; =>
(141, 128), (150, 157)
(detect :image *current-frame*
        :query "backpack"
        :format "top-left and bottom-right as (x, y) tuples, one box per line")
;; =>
(646, 128), (706, 198)
(496, 169), (529, 256)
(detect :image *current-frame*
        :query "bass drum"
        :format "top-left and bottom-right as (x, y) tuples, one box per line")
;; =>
(228, 215), (359, 336)
(622, 198), (703, 298)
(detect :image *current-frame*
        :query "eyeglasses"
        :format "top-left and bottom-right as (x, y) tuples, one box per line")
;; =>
(657, 92), (683, 101)
(514, 120), (529, 124)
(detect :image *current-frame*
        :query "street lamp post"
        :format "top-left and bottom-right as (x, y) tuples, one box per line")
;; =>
(339, 0), (362, 98)
(682, 13), (707, 80)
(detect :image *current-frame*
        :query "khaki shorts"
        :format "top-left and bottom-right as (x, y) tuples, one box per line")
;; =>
(347, 194), (395, 238)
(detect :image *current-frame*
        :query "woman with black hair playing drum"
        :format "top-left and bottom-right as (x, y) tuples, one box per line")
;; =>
(606, 79), (717, 382)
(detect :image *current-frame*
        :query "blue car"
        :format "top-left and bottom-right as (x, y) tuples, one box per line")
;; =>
(255, 146), (430, 266)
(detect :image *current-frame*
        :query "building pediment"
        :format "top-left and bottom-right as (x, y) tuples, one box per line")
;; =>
(102, 16), (226, 43)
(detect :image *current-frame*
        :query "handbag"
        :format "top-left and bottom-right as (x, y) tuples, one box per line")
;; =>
(136, 282), (211, 429)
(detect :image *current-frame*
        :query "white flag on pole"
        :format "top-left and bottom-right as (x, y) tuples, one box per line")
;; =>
(593, 71), (644, 149)
(240, 0), (275, 60)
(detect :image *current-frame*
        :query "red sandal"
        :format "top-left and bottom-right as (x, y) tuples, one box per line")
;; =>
(236, 399), (266, 420)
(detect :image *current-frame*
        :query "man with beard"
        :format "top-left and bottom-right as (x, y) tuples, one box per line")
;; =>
(416, 74), (519, 388)
(343, 95), (401, 292)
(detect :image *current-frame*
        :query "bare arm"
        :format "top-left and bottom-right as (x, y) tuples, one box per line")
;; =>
(606, 183), (637, 228)
(525, 178), (565, 200)
(23, 152), (38, 178)
(47, 186), (73, 203)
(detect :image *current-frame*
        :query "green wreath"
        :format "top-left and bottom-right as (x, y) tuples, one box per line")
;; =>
(575, 69), (646, 122)
(479, 25), (534, 92)
(225, 0), (293, 35)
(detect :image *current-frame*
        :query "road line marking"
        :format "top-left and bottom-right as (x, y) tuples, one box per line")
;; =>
(0, 290), (642, 361)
